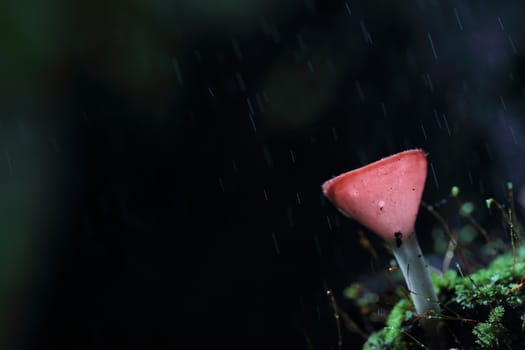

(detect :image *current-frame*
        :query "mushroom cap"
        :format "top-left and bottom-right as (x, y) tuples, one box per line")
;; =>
(322, 149), (427, 242)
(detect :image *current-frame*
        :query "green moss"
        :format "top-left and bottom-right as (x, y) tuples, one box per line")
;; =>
(352, 186), (525, 348)
(363, 299), (414, 350)
(431, 269), (458, 291)
(362, 246), (525, 349)
(449, 247), (525, 310)
(472, 306), (506, 348)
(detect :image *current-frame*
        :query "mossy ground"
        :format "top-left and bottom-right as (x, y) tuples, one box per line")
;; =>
(363, 246), (525, 349)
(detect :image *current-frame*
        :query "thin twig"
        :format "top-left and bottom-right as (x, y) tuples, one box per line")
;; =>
(357, 230), (380, 268)
(421, 201), (470, 273)
(338, 309), (369, 339)
(326, 290), (343, 350)
(487, 199), (520, 272)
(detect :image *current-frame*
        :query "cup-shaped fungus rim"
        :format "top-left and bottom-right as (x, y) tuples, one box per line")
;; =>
(322, 149), (428, 243)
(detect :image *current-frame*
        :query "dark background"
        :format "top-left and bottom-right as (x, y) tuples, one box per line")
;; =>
(2, 0), (525, 349)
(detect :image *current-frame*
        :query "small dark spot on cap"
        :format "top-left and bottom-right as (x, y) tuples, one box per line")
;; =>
(394, 232), (403, 248)
(418, 254), (422, 258)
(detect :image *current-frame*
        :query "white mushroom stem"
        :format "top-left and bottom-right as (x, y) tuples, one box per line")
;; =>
(391, 232), (441, 316)
(392, 232), (443, 350)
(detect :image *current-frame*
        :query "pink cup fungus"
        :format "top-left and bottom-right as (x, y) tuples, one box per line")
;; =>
(322, 149), (441, 319)
(322, 149), (427, 243)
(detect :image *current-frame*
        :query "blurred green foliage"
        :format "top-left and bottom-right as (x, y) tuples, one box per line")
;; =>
(0, 120), (63, 348)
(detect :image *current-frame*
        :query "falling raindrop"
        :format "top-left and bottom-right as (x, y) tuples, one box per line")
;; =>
(231, 38), (243, 61)
(499, 96), (507, 112)
(380, 102), (387, 117)
(430, 162), (439, 189)
(335, 214), (341, 227)
(255, 93), (265, 112)
(442, 114), (451, 136)
(262, 145), (274, 168)
(297, 33), (306, 52)
(421, 124), (428, 140)
(427, 32), (438, 60)
(218, 176), (225, 192)
(271, 232), (281, 255)
(509, 126), (518, 145)
(497, 16), (505, 31)
(508, 35), (517, 54)
(344, 2), (351, 15)
(235, 72), (246, 92)
(359, 20), (374, 45)
(424, 73), (434, 93)
(248, 113), (257, 132)
(484, 143), (493, 161)
(270, 23), (280, 43)
(433, 109), (442, 128)
(331, 127), (338, 141)
(453, 8), (463, 31)
(172, 57), (183, 86)
(307, 60), (314, 73)
(289, 149), (296, 163)
(355, 80), (365, 100)
(246, 97), (255, 115)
